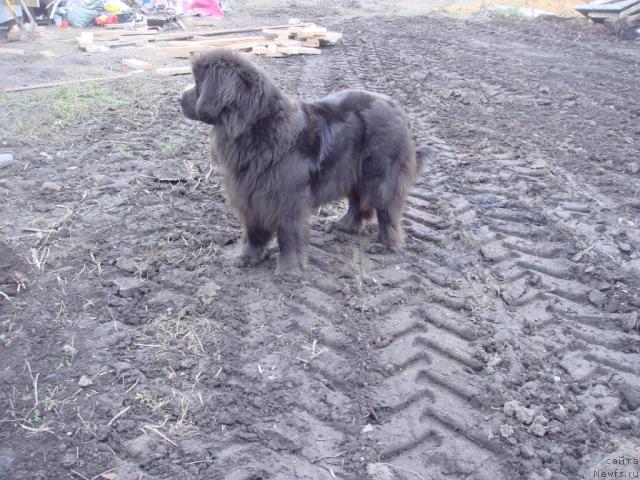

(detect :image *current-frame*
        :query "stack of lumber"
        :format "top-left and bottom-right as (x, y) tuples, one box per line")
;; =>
(74, 21), (341, 59)
(254, 23), (342, 57)
(66, 20), (342, 82)
(575, 0), (640, 24)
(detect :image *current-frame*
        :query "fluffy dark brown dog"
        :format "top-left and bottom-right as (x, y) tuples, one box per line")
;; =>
(181, 49), (428, 277)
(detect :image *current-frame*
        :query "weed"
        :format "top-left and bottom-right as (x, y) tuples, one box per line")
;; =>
(135, 390), (168, 414)
(55, 358), (72, 370)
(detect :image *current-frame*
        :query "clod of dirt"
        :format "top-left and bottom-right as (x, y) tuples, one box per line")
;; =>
(113, 277), (144, 298)
(529, 415), (548, 437)
(124, 434), (157, 461)
(78, 375), (93, 387)
(617, 242), (632, 254)
(552, 405), (568, 422)
(367, 463), (395, 480)
(615, 381), (640, 411)
(627, 162), (639, 174)
(112, 462), (145, 480)
(96, 425), (110, 442)
(0, 153), (15, 169)
(197, 280), (221, 305)
(504, 400), (536, 425)
(40, 181), (62, 193)
(116, 257), (140, 273)
(60, 452), (76, 467)
(500, 424), (515, 438)
(588, 289), (607, 307)
(113, 361), (131, 376)
(62, 344), (78, 357)
(621, 311), (638, 333)
(516, 406), (535, 425)
(520, 443), (536, 459)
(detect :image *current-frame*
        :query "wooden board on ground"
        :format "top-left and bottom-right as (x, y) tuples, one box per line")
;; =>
(155, 66), (192, 76)
(164, 37), (280, 58)
(252, 44), (321, 57)
(3, 71), (144, 93)
(121, 58), (153, 70)
(0, 47), (25, 55)
(575, 0), (640, 13)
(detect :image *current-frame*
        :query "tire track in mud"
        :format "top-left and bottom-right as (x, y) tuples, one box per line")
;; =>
(325, 21), (514, 479)
(327, 16), (640, 479)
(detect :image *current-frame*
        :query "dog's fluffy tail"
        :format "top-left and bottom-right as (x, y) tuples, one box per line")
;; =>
(415, 146), (430, 176)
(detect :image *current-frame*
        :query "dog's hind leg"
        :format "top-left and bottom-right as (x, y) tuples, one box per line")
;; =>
(374, 205), (403, 251)
(334, 191), (374, 234)
(237, 225), (273, 266)
(276, 214), (309, 278)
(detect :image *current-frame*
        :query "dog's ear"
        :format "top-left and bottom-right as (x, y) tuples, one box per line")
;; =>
(195, 63), (242, 124)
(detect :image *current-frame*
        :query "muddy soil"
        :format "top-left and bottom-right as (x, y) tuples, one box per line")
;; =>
(1, 11), (640, 480)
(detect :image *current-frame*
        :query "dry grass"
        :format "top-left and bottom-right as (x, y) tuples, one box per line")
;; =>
(443, 0), (582, 17)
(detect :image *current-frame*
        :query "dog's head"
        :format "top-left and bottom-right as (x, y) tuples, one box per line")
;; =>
(181, 49), (277, 132)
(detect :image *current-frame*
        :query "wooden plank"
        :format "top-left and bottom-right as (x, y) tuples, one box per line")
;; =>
(262, 27), (293, 37)
(320, 31), (342, 44)
(252, 44), (322, 57)
(121, 58), (153, 70)
(289, 24), (328, 38)
(0, 47), (25, 55)
(621, 2), (640, 15)
(189, 35), (269, 46)
(76, 31), (94, 46)
(94, 29), (158, 37)
(106, 23), (305, 49)
(104, 23), (136, 29)
(305, 37), (320, 47)
(39, 49), (57, 58)
(82, 44), (110, 53)
(587, 10), (621, 19)
(251, 44), (286, 57)
(576, 0), (640, 13)
(3, 72), (143, 93)
(278, 46), (321, 55)
(165, 38), (273, 58)
(155, 66), (192, 76)
(108, 39), (147, 48)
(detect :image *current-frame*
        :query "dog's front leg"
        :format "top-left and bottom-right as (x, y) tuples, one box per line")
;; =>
(236, 225), (273, 266)
(275, 218), (309, 278)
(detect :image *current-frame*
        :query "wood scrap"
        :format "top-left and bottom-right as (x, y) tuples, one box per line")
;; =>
(576, 0), (640, 26)
(261, 23), (342, 45)
(3, 71), (144, 93)
(576, 0), (640, 13)
(155, 66), (192, 76)
(278, 46), (321, 55)
(252, 44), (321, 57)
(165, 36), (276, 57)
(121, 58), (153, 70)
(0, 47), (25, 55)
(39, 49), (57, 58)
(104, 23), (302, 48)
(76, 32), (109, 52)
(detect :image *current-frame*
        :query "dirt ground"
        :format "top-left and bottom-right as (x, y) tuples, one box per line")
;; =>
(1, 3), (640, 480)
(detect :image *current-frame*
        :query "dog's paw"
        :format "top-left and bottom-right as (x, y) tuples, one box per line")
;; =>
(234, 254), (262, 267)
(275, 264), (303, 280)
(364, 242), (394, 254)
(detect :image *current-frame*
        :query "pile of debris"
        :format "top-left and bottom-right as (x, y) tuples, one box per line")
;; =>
(576, 0), (640, 38)
(75, 20), (342, 63)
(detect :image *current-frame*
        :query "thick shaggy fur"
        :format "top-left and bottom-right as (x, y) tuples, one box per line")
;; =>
(181, 49), (427, 276)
